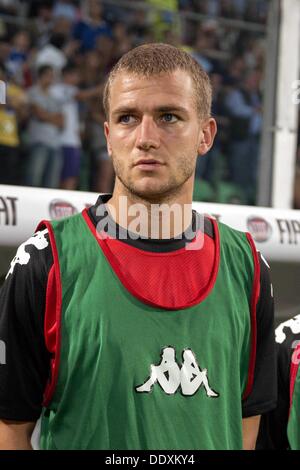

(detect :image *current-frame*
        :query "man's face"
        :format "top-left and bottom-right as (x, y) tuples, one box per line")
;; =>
(104, 69), (216, 201)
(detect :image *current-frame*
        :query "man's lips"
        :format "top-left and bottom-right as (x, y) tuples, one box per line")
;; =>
(134, 159), (164, 170)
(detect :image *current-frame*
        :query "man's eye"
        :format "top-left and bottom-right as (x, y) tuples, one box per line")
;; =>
(119, 115), (135, 124)
(161, 113), (178, 123)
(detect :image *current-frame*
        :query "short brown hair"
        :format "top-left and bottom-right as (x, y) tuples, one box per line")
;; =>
(103, 43), (212, 120)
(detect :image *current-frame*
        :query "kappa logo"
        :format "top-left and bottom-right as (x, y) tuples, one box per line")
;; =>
(135, 347), (219, 398)
(275, 314), (300, 344)
(5, 229), (49, 279)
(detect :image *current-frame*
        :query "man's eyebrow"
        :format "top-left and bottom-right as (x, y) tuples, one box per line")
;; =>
(111, 105), (189, 116)
(155, 106), (188, 114)
(112, 106), (137, 116)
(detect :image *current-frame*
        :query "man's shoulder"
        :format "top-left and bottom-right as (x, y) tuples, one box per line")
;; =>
(217, 220), (251, 244)
(216, 221), (259, 276)
(3, 228), (53, 283)
(49, 211), (85, 230)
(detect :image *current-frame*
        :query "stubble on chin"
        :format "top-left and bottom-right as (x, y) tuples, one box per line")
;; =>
(111, 153), (195, 204)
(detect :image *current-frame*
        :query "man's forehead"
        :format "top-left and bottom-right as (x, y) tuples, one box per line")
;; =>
(113, 68), (191, 83)
(109, 70), (195, 107)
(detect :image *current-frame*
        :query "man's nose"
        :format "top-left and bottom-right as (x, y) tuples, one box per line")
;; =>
(136, 116), (160, 151)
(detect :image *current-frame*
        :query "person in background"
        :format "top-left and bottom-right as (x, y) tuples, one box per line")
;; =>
(72, 0), (112, 53)
(225, 68), (262, 205)
(5, 30), (31, 87)
(191, 27), (214, 74)
(25, 64), (63, 188)
(34, 31), (67, 74)
(50, 62), (102, 190)
(30, 1), (54, 49)
(85, 97), (114, 193)
(0, 63), (28, 185)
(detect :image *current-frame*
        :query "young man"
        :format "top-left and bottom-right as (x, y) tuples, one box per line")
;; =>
(0, 43), (276, 450)
(256, 314), (300, 449)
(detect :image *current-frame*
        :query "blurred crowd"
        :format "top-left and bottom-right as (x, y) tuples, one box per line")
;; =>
(0, 0), (298, 207)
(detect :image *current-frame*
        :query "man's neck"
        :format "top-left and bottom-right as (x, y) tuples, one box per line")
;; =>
(107, 186), (193, 240)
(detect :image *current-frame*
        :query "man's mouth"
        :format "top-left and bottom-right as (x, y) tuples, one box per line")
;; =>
(134, 159), (164, 170)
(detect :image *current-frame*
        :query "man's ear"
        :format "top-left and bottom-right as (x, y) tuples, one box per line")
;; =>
(104, 121), (112, 157)
(197, 118), (217, 156)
